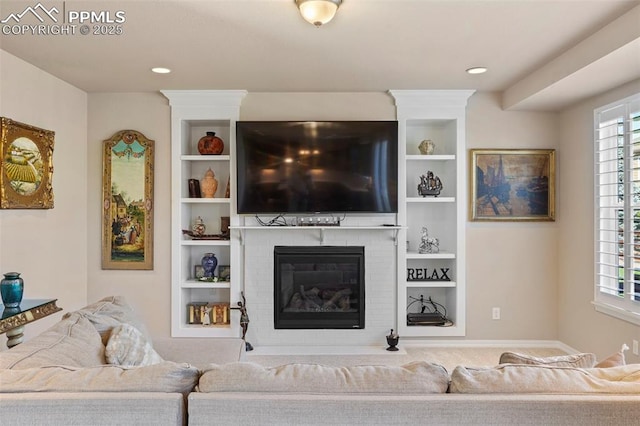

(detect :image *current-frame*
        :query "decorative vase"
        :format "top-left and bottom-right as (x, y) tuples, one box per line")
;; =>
(192, 216), (206, 237)
(201, 253), (218, 278)
(1, 272), (24, 308)
(386, 329), (399, 351)
(201, 168), (218, 198)
(197, 132), (224, 155)
(418, 139), (435, 155)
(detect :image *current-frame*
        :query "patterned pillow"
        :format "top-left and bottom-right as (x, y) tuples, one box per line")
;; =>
(499, 351), (596, 368)
(105, 324), (163, 366)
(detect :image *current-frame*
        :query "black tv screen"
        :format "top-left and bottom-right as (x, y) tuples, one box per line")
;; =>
(236, 121), (398, 214)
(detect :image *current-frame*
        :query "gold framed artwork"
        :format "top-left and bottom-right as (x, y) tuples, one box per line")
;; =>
(0, 117), (54, 209)
(102, 130), (154, 269)
(470, 149), (555, 221)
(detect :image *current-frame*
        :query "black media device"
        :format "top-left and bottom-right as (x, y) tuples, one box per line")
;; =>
(236, 121), (398, 215)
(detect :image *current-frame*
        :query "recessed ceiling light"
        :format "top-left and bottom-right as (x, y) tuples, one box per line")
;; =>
(151, 67), (171, 74)
(466, 67), (487, 75)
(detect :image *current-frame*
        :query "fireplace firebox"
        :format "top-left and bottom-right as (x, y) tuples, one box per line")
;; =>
(274, 246), (365, 329)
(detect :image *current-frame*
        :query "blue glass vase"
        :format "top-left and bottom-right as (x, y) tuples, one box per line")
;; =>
(201, 253), (218, 278)
(1, 272), (24, 308)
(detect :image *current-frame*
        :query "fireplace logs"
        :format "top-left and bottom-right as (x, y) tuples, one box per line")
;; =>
(286, 286), (355, 312)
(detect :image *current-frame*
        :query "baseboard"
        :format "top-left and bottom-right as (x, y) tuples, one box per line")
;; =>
(246, 345), (408, 356)
(399, 339), (581, 353)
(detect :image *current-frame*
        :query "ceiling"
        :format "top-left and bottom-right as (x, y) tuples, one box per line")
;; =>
(1, 0), (639, 111)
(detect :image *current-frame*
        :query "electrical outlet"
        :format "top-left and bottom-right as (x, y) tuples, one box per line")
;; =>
(633, 340), (639, 356)
(492, 307), (501, 320)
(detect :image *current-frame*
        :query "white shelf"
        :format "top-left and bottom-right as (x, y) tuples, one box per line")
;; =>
(391, 89), (473, 338)
(231, 226), (402, 230)
(232, 225), (404, 245)
(406, 154), (455, 161)
(406, 196), (455, 203)
(164, 89), (246, 339)
(406, 251), (456, 259)
(406, 280), (457, 288)
(181, 280), (231, 289)
(181, 239), (231, 246)
(181, 155), (231, 161)
(181, 197), (231, 204)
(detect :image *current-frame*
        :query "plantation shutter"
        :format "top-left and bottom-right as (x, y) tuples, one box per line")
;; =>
(594, 93), (640, 325)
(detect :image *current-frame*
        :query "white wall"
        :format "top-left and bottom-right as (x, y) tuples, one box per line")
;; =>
(558, 78), (640, 362)
(0, 50), (87, 341)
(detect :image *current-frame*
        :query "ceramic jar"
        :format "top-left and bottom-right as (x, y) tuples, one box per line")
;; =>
(197, 132), (224, 155)
(201, 168), (218, 198)
(192, 216), (206, 237)
(1, 272), (24, 308)
(201, 253), (218, 278)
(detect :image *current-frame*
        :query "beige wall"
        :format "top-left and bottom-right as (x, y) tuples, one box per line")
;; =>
(558, 78), (640, 362)
(87, 92), (171, 338)
(85, 90), (562, 342)
(466, 92), (560, 340)
(8, 48), (626, 349)
(0, 51), (87, 340)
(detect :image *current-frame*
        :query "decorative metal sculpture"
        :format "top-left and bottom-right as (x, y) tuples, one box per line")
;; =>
(418, 227), (439, 254)
(417, 171), (443, 197)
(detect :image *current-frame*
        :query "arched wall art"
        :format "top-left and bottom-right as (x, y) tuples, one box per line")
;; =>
(102, 129), (154, 270)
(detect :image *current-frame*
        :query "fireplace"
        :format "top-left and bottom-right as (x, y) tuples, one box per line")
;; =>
(274, 246), (365, 329)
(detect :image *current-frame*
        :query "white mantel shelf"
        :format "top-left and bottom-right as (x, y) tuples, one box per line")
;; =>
(231, 225), (404, 245)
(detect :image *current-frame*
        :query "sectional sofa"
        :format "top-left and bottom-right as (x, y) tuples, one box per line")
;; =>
(1, 296), (639, 426)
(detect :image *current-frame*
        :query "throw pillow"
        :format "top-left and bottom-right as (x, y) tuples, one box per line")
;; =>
(499, 351), (596, 368)
(67, 296), (151, 345)
(0, 313), (105, 369)
(198, 361), (449, 394)
(105, 324), (163, 366)
(450, 364), (640, 394)
(0, 362), (199, 395)
(595, 343), (628, 368)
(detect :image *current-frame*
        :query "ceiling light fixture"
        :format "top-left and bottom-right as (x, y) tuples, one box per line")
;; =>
(151, 67), (171, 74)
(466, 67), (487, 75)
(295, 0), (342, 27)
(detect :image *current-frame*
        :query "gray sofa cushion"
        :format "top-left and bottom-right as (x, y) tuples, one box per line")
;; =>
(0, 313), (105, 369)
(67, 295), (151, 345)
(0, 362), (199, 394)
(450, 364), (640, 394)
(198, 361), (449, 394)
(499, 351), (596, 368)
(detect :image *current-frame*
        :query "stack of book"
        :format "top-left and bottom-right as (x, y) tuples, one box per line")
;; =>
(187, 302), (230, 325)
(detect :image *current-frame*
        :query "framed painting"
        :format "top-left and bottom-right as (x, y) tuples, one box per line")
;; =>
(102, 130), (154, 269)
(470, 149), (555, 221)
(0, 117), (54, 209)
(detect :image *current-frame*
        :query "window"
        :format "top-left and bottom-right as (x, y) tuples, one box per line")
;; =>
(594, 93), (640, 325)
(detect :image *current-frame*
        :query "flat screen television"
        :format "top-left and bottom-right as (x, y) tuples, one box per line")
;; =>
(236, 121), (398, 214)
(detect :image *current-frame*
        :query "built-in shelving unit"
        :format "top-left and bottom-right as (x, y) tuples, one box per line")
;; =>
(390, 90), (474, 337)
(162, 90), (247, 337)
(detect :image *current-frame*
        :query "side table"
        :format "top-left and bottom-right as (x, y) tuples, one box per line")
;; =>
(0, 299), (62, 348)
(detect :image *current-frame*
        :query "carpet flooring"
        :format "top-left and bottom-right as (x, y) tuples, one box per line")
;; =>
(245, 345), (568, 372)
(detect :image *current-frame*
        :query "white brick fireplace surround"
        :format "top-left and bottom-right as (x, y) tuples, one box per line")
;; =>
(241, 216), (397, 347)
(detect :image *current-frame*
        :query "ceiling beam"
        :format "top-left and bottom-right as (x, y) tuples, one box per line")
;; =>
(502, 5), (640, 111)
